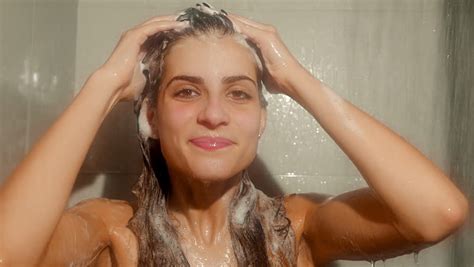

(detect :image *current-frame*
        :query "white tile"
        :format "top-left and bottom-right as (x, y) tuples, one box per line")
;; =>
(0, 0), (35, 180)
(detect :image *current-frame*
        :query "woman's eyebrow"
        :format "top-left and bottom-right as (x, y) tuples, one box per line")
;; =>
(165, 75), (256, 88)
(165, 75), (204, 87)
(222, 75), (257, 87)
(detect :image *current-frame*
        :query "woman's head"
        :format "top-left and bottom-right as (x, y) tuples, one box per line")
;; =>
(129, 5), (295, 266)
(141, 5), (267, 183)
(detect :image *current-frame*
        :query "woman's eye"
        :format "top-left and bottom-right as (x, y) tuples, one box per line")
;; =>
(174, 88), (199, 98)
(229, 90), (251, 100)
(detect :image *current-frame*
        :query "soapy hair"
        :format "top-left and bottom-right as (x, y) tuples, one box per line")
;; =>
(127, 4), (295, 266)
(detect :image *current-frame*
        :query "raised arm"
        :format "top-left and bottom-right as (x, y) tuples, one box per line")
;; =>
(0, 16), (187, 266)
(229, 14), (469, 264)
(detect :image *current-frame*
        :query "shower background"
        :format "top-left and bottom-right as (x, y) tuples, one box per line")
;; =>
(0, 0), (472, 266)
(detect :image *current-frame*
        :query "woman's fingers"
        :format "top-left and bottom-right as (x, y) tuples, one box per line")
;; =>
(228, 13), (301, 96)
(122, 15), (187, 45)
(228, 14), (274, 45)
(100, 16), (188, 102)
(228, 13), (271, 31)
(138, 20), (188, 38)
(121, 20), (188, 47)
(139, 15), (177, 26)
(228, 16), (261, 42)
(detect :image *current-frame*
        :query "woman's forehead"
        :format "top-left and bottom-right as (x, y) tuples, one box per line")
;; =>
(163, 35), (259, 79)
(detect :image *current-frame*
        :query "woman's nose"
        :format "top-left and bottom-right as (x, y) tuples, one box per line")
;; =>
(197, 96), (230, 129)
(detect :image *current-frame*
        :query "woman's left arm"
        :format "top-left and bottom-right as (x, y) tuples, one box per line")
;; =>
(229, 14), (469, 264)
(279, 59), (469, 242)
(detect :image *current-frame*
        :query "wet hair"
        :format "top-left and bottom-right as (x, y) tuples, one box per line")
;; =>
(127, 4), (295, 266)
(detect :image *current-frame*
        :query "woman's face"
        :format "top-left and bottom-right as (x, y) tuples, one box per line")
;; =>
(148, 34), (266, 183)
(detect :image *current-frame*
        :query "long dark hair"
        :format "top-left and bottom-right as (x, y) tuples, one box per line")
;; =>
(127, 4), (295, 266)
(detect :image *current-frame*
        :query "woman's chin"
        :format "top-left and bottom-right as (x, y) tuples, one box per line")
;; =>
(186, 160), (242, 183)
(189, 172), (240, 184)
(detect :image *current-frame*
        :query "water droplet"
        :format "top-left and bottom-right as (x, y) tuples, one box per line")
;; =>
(32, 72), (39, 85)
(414, 251), (420, 266)
(370, 260), (376, 267)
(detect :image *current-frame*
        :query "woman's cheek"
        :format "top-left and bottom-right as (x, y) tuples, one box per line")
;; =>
(155, 104), (192, 146)
(234, 110), (262, 138)
(163, 103), (196, 129)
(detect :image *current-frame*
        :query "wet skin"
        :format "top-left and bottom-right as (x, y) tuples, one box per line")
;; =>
(39, 33), (317, 267)
(40, 32), (467, 267)
(1, 14), (468, 267)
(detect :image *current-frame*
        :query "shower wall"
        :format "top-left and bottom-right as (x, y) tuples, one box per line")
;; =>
(446, 1), (474, 267)
(0, 0), (77, 185)
(0, 0), (469, 266)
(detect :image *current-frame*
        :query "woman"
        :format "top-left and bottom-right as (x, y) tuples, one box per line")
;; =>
(0, 4), (469, 267)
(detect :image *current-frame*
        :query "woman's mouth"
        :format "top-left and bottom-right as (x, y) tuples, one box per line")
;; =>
(189, 137), (234, 151)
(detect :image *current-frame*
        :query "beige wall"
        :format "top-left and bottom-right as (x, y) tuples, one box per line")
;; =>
(1, 0), (463, 266)
(0, 0), (77, 185)
(446, 0), (474, 266)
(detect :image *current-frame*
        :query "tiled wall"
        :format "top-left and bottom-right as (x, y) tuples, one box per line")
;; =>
(446, 1), (474, 266)
(0, 0), (77, 185)
(1, 0), (467, 266)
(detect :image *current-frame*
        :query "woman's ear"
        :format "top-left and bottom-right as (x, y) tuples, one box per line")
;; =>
(138, 99), (159, 139)
(258, 108), (267, 138)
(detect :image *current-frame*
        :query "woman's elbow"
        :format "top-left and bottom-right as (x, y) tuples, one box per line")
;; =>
(421, 193), (470, 243)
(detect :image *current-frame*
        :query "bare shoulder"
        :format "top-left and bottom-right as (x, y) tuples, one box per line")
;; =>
(283, 193), (332, 266)
(69, 198), (134, 228)
(283, 193), (332, 238)
(68, 198), (138, 266)
(39, 198), (135, 266)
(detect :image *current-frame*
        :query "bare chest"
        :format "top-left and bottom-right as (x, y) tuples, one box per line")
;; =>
(180, 238), (237, 267)
(94, 235), (314, 267)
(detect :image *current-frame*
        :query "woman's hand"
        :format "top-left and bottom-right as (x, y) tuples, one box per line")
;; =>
(97, 16), (188, 102)
(228, 14), (306, 97)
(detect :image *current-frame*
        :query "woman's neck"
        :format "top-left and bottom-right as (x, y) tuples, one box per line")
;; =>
(166, 170), (243, 244)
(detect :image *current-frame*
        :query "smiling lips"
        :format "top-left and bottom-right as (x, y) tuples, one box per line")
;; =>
(189, 137), (234, 151)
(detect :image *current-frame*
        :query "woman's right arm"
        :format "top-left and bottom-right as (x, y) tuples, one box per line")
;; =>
(0, 16), (187, 266)
(0, 71), (122, 266)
